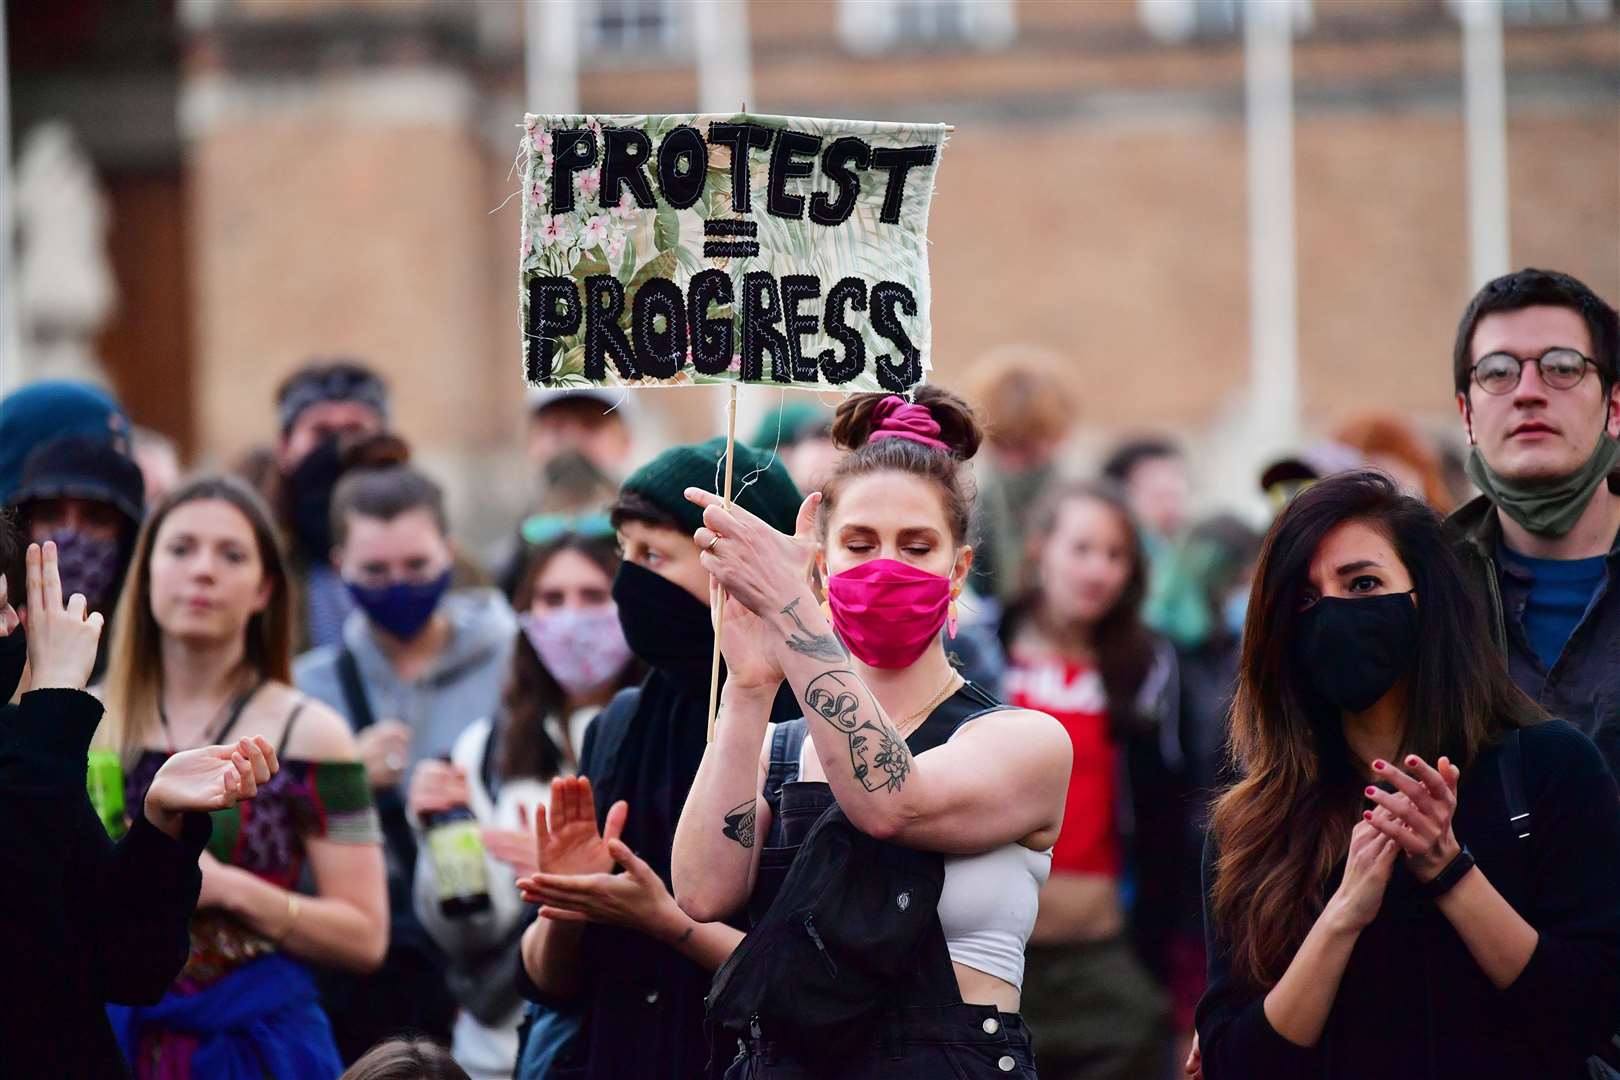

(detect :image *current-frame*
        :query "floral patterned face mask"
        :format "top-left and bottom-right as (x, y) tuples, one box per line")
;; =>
(520, 604), (634, 698)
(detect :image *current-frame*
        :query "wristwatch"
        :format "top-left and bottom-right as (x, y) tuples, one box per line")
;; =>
(1421, 845), (1476, 899)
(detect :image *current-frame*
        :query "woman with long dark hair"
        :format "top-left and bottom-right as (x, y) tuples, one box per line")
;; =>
(672, 387), (1072, 1077)
(99, 474), (388, 1078)
(408, 524), (643, 1079)
(1192, 471), (1620, 1079)
(999, 479), (1181, 1080)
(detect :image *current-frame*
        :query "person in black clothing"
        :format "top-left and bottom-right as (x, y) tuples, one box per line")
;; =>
(512, 437), (805, 1079)
(1190, 471), (1620, 1080)
(0, 533), (280, 1078)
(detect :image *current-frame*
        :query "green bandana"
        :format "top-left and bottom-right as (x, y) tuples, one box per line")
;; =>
(1465, 429), (1620, 537)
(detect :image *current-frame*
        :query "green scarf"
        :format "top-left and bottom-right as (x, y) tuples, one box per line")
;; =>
(1465, 429), (1620, 537)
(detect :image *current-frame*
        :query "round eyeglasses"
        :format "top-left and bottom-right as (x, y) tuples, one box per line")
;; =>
(1471, 348), (1597, 395)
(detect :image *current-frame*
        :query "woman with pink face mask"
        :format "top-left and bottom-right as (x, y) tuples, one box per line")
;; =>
(673, 386), (1073, 1078)
(407, 527), (643, 1080)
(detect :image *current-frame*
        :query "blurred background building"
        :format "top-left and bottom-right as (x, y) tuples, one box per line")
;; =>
(3, 0), (1616, 548)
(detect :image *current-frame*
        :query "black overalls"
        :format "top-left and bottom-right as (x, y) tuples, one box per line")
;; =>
(719, 681), (1039, 1079)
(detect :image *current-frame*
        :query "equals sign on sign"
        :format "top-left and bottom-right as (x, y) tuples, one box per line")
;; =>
(704, 219), (760, 259)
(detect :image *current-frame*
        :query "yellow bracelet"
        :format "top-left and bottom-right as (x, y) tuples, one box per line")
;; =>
(276, 893), (302, 943)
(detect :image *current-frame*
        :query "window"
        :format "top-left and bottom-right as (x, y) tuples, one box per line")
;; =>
(1499, 0), (1612, 23)
(1138, 0), (1313, 43)
(1446, 0), (1613, 24)
(584, 0), (685, 57)
(837, 0), (1017, 55)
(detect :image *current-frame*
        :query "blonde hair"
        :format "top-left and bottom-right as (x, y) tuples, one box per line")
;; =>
(964, 345), (1077, 452)
(99, 475), (292, 763)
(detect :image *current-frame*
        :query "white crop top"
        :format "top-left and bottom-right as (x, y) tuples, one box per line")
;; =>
(797, 731), (1052, 991)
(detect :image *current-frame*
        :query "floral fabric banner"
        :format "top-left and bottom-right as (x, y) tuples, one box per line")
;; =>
(519, 112), (947, 394)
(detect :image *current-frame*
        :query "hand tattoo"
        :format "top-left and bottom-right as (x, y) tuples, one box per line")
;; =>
(780, 597), (848, 662)
(722, 799), (757, 848)
(805, 671), (912, 794)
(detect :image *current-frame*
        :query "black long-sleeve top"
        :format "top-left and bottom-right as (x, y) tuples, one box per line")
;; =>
(1197, 719), (1620, 1080)
(0, 689), (211, 1079)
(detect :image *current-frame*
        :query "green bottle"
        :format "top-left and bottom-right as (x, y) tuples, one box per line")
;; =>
(87, 749), (128, 841)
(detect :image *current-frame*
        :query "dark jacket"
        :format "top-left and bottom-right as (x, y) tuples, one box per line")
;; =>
(518, 666), (800, 1080)
(1197, 719), (1620, 1080)
(0, 689), (210, 1078)
(1450, 491), (1620, 780)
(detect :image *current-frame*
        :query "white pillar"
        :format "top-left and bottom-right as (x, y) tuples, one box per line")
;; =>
(694, 0), (753, 115)
(1461, 0), (1511, 287)
(1244, 0), (1300, 449)
(525, 0), (580, 115)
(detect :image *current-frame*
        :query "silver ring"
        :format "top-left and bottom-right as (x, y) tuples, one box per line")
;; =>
(386, 753), (404, 771)
(706, 535), (722, 554)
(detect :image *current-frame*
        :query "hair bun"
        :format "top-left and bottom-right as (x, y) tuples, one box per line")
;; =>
(831, 386), (983, 461)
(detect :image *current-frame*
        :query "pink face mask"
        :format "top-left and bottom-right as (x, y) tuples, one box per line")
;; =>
(825, 559), (954, 670)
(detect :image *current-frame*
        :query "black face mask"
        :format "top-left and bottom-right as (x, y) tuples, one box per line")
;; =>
(0, 627), (25, 706)
(611, 560), (714, 675)
(284, 436), (343, 563)
(1294, 592), (1419, 714)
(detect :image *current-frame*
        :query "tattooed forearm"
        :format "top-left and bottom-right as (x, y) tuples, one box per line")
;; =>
(780, 597), (848, 662)
(721, 799), (757, 848)
(804, 671), (912, 794)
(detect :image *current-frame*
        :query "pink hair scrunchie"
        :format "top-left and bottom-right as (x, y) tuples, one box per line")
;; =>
(867, 395), (950, 453)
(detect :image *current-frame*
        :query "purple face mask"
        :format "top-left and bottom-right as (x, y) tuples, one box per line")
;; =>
(44, 529), (122, 613)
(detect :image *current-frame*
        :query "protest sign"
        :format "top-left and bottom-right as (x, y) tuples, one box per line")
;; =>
(519, 112), (947, 395)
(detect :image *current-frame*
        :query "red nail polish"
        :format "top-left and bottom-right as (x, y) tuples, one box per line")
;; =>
(1364, 810), (1373, 820)
(1365, 786), (1377, 796)
(1373, 760), (1385, 770)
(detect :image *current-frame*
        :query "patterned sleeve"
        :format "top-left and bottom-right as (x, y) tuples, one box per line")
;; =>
(295, 760), (383, 844)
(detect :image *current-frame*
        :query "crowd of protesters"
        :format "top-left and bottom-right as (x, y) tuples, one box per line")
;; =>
(1, 266), (1618, 1080)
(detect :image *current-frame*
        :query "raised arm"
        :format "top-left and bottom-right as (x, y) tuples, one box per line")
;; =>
(1368, 731), (1620, 1054)
(672, 586), (783, 921)
(1197, 822), (1395, 1078)
(687, 489), (1069, 853)
(517, 777), (629, 1000)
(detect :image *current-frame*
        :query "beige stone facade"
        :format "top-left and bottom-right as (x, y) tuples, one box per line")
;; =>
(9, 0), (1616, 541)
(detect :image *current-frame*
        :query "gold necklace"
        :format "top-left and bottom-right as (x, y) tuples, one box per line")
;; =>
(895, 670), (964, 738)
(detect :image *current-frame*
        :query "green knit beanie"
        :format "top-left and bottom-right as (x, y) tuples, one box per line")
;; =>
(620, 436), (803, 538)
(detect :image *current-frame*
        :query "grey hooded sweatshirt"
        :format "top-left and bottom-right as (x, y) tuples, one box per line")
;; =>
(293, 588), (518, 779)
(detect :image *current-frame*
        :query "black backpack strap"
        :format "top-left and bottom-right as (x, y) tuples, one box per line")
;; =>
(1500, 727), (1531, 840)
(276, 698), (308, 759)
(336, 648), (378, 733)
(909, 680), (1015, 756)
(762, 719), (808, 849)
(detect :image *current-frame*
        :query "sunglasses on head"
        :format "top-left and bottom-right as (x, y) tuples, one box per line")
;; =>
(520, 511), (616, 547)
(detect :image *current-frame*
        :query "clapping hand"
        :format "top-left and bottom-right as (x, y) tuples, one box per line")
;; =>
(523, 777), (628, 879)
(1363, 755), (1463, 883)
(518, 834), (686, 942)
(689, 488), (822, 620)
(1326, 819), (1399, 932)
(145, 735), (279, 840)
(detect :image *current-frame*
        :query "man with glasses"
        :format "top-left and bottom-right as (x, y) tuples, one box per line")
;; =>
(1449, 268), (1620, 781)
